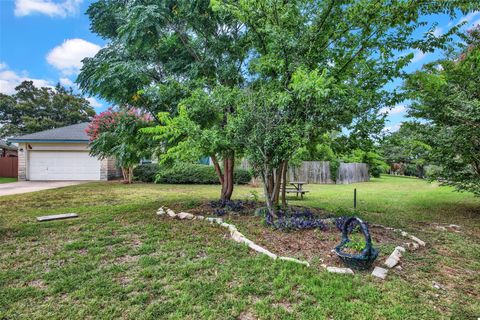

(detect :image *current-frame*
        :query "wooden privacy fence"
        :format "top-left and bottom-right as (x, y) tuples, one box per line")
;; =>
(336, 163), (369, 184)
(0, 157), (18, 178)
(288, 161), (369, 184)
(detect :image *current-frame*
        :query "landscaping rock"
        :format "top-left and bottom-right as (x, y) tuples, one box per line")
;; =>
(177, 212), (195, 220)
(248, 242), (277, 259)
(231, 230), (247, 243)
(156, 207), (165, 216)
(220, 222), (231, 228)
(435, 225), (447, 231)
(279, 256), (310, 267)
(371, 267), (388, 279)
(409, 235), (425, 247)
(327, 267), (354, 275)
(432, 281), (446, 291)
(166, 209), (176, 218)
(196, 215), (205, 220)
(206, 217), (223, 224)
(405, 242), (419, 251)
(384, 246), (405, 268)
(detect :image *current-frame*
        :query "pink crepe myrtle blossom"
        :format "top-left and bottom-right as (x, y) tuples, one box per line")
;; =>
(85, 107), (153, 141)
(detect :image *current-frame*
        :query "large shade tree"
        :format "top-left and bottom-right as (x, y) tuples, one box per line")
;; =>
(405, 27), (480, 195)
(0, 81), (95, 138)
(78, 0), (248, 201)
(214, 0), (477, 216)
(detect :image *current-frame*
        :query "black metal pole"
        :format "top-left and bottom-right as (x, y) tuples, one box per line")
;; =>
(354, 188), (357, 209)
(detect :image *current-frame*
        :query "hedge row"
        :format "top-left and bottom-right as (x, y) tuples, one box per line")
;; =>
(134, 163), (252, 184)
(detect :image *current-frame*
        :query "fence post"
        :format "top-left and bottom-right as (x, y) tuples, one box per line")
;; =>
(354, 188), (357, 209)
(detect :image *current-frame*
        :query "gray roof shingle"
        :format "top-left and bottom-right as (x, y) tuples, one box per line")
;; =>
(9, 122), (90, 142)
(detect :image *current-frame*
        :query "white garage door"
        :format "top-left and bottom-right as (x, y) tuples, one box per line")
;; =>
(29, 151), (101, 181)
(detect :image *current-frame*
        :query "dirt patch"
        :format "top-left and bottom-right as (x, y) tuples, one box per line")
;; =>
(224, 215), (408, 270)
(27, 279), (47, 289)
(114, 255), (139, 264)
(238, 310), (257, 320)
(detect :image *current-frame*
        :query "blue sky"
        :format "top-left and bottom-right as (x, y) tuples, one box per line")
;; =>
(0, 1), (479, 132)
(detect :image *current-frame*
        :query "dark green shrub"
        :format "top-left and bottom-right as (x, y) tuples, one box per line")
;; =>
(154, 163), (251, 184)
(133, 163), (159, 182)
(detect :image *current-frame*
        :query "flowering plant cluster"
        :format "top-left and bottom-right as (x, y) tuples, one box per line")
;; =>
(85, 107), (153, 141)
(265, 208), (327, 231)
(84, 106), (154, 183)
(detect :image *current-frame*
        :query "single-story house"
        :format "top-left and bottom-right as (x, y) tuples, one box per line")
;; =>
(9, 123), (118, 181)
(0, 140), (18, 157)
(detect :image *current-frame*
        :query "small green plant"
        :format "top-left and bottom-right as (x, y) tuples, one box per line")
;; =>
(343, 233), (368, 252)
(248, 190), (259, 202)
(344, 240), (366, 252)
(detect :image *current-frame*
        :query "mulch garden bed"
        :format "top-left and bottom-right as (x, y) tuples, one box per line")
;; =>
(187, 202), (410, 271)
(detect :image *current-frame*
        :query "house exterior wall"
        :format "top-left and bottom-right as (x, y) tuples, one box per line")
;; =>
(17, 142), (119, 181)
(18, 143), (27, 181)
(100, 157), (121, 180)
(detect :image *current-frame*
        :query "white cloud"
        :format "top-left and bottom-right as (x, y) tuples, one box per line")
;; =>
(59, 77), (74, 87)
(411, 50), (427, 63)
(0, 65), (52, 95)
(14, 0), (83, 18)
(382, 123), (402, 133)
(458, 11), (480, 26)
(86, 97), (103, 109)
(47, 38), (101, 75)
(379, 104), (406, 116)
(433, 27), (443, 37)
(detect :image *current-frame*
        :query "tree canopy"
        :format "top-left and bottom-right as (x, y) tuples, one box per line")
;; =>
(0, 81), (95, 138)
(404, 27), (480, 195)
(79, 0), (249, 200)
(79, 0), (479, 209)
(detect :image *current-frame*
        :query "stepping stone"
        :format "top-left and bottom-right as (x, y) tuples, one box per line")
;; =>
(372, 267), (388, 279)
(37, 213), (78, 222)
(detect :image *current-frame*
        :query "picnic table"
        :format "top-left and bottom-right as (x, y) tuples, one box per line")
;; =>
(285, 181), (309, 199)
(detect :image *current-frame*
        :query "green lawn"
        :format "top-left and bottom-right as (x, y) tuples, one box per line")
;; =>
(0, 176), (479, 319)
(0, 177), (16, 183)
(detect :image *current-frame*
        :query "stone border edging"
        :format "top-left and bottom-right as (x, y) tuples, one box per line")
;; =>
(157, 207), (310, 267)
(156, 208), (426, 279)
(370, 224), (426, 279)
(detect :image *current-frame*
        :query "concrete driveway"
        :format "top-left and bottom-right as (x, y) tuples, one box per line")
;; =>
(0, 181), (86, 197)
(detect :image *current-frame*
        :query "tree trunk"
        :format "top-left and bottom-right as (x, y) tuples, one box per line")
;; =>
(222, 156), (235, 201)
(261, 168), (276, 218)
(128, 166), (133, 184)
(272, 165), (282, 206)
(211, 153), (235, 201)
(281, 160), (288, 208)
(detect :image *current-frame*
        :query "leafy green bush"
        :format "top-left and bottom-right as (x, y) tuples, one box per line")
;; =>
(133, 163), (158, 182)
(134, 162), (252, 184)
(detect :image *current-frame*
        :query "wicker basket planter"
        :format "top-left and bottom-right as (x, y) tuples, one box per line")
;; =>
(334, 217), (379, 270)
